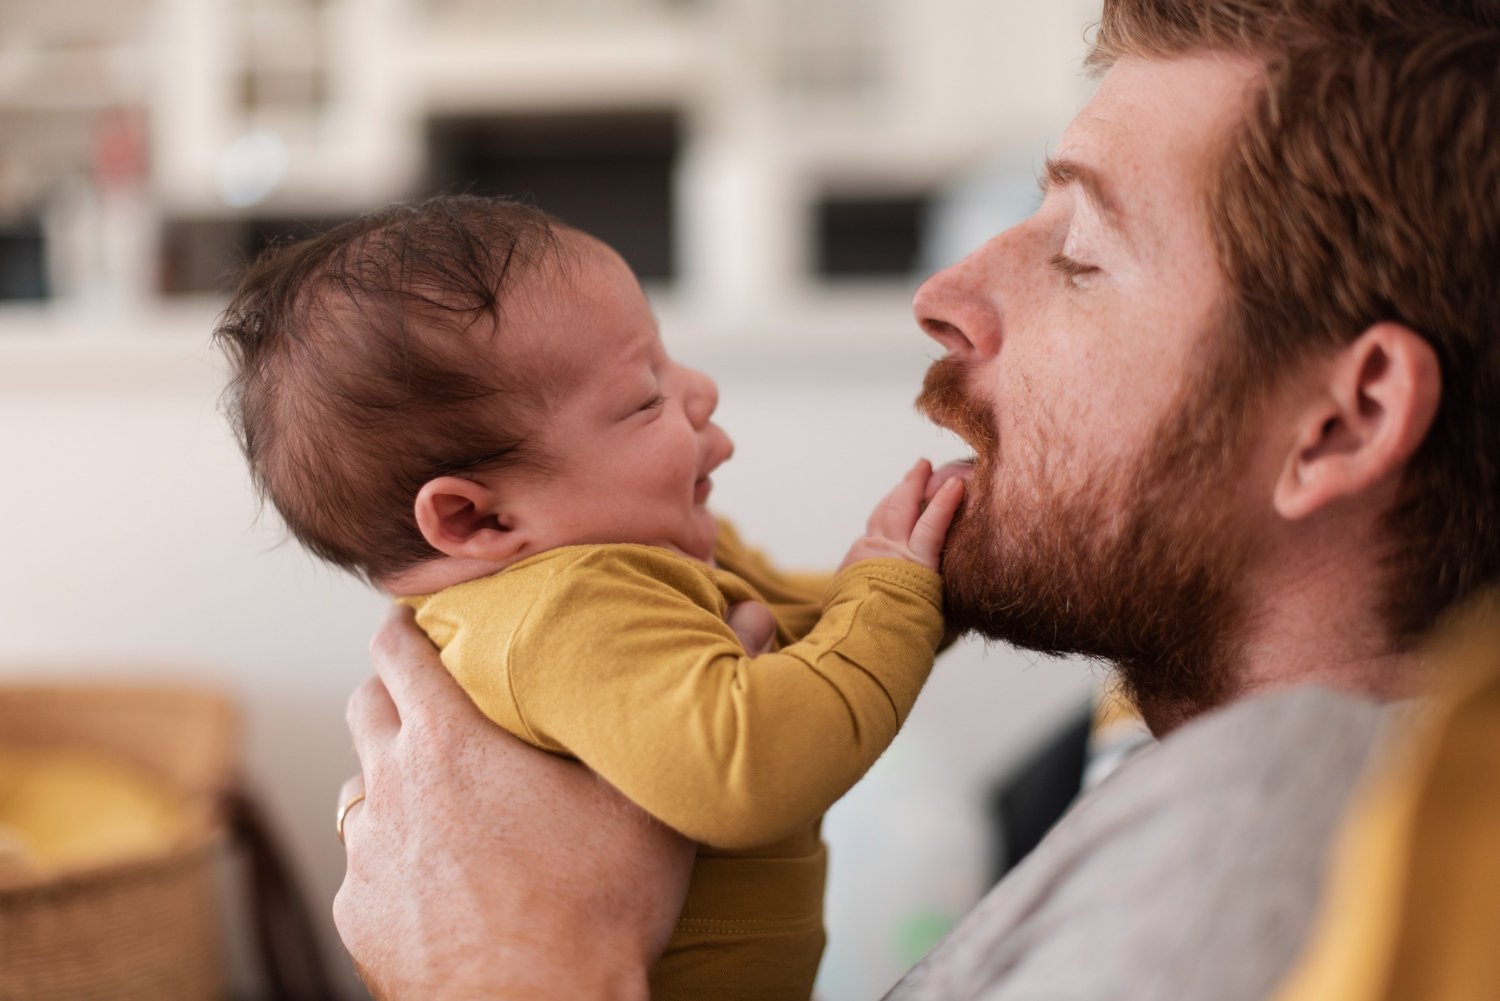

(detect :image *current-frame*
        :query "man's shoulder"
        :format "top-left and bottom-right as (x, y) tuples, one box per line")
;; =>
(1104, 685), (1391, 804)
(888, 686), (1395, 1001)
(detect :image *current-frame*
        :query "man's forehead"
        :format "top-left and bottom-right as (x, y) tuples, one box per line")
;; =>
(1050, 55), (1264, 236)
(1049, 111), (1148, 241)
(1043, 154), (1122, 229)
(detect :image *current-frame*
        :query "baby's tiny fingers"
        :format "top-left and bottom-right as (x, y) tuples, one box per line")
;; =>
(909, 476), (965, 567)
(924, 461), (972, 504)
(866, 491), (894, 535)
(882, 460), (932, 539)
(869, 460), (926, 534)
(727, 601), (777, 656)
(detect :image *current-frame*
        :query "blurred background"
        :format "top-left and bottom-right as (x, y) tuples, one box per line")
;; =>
(0, 0), (1107, 998)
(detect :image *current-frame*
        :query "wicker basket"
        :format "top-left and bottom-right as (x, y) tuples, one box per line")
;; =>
(0, 685), (236, 1001)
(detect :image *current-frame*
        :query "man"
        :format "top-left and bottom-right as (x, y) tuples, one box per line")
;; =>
(333, 0), (1500, 997)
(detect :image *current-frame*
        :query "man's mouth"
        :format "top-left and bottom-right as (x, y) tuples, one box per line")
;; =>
(925, 459), (974, 503)
(927, 412), (994, 458)
(916, 355), (999, 460)
(938, 458), (975, 477)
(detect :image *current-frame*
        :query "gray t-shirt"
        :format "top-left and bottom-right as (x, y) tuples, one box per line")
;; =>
(885, 687), (1390, 1001)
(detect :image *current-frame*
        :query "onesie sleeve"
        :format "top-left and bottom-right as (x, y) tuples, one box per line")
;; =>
(712, 518), (835, 605)
(510, 549), (945, 849)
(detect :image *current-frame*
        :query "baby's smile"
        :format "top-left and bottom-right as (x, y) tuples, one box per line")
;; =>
(467, 230), (736, 566)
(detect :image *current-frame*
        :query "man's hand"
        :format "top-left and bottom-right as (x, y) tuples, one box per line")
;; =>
(839, 458), (966, 572)
(333, 607), (695, 1001)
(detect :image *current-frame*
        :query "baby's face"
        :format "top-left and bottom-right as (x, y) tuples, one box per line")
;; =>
(508, 236), (734, 562)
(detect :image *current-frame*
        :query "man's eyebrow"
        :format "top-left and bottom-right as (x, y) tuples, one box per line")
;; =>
(1042, 156), (1122, 227)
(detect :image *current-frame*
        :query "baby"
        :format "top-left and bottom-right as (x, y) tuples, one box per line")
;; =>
(216, 196), (964, 1001)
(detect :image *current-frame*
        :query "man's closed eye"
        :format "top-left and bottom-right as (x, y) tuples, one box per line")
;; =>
(1049, 252), (1100, 286)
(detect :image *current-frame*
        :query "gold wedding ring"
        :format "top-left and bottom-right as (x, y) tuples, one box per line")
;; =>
(336, 792), (366, 844)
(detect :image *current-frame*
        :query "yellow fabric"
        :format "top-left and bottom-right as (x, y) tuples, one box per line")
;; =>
(0, 748), (188, 884)
(1273, 595), (1500, 1001)
(402, 520), (945, 1001)
(1091, 679), (1144, 737)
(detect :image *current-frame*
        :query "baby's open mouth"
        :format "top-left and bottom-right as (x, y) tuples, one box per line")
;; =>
(694, 476), (714, 504)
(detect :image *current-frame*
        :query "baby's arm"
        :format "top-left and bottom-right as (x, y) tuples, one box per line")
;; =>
(712, 520), (834, 608)
(511, 463), (963, 850)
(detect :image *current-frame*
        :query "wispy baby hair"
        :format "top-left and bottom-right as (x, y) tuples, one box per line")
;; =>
(214, 195), (565, 583)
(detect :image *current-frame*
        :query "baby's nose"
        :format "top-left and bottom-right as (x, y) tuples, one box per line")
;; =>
(685, 370), (719, 427)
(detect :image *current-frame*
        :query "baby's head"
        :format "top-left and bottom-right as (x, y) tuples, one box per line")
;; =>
(216, 196), (734, 593)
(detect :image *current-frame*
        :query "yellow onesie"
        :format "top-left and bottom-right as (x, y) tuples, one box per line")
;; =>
(401, 521), (945, 1001)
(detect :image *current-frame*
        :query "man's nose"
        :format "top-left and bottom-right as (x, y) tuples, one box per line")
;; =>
(912, 241), (1005, 362)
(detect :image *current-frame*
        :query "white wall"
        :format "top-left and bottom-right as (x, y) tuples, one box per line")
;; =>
(0, 301), (1093, 1001)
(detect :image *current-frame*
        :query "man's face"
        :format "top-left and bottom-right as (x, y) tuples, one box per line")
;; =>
(915, 54), (1265, 729)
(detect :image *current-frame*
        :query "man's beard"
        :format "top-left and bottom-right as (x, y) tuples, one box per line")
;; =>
(918, 353), (1258, 732)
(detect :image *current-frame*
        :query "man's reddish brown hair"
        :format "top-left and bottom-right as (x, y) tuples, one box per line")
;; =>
(1091, 0), (1500, 640)
(215, 197), (566, 582)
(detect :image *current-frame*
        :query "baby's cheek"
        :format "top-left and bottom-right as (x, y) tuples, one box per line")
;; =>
(628, 450), (682, 501)
(664, 434), (700, 483)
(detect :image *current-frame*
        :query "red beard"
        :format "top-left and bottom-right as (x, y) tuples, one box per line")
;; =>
(917, 351), (1259, 732)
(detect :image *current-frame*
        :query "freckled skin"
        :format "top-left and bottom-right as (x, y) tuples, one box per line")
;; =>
(338, 55), (1441, 998)
(916, 55), (1432, 708)
(916, 56), (1254, 500)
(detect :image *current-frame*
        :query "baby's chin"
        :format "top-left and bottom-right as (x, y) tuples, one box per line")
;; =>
(681, 506), (720, 563)
(693, 474), (715, 506)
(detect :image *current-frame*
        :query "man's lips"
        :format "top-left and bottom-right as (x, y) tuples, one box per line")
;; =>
(924, 460), (974, 503)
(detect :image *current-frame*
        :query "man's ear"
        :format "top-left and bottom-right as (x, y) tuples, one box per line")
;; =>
(413, 476), (529, 562)
(1274, 323), (1441, 522)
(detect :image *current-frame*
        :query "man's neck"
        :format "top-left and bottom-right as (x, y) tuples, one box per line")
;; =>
(1235, 642), (1428, 704)
(1230, 536), (1434, 707)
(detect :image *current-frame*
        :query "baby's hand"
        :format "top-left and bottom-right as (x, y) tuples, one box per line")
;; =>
(839, 459), (965, 572)
(726, 601), (777, 656)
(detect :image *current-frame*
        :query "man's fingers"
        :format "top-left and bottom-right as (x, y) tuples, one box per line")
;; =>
(337, 773), (367, 847)
(369, 605), (472, 724)
(347, 674), (401, 768)
(909, 475), (965, 565)
(338, 773), (366, 805)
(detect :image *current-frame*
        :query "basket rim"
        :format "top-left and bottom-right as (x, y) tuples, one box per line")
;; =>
(0, 828), (225, 902)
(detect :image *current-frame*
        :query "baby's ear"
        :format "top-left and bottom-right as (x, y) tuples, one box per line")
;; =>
(413, 476), (527, 562)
